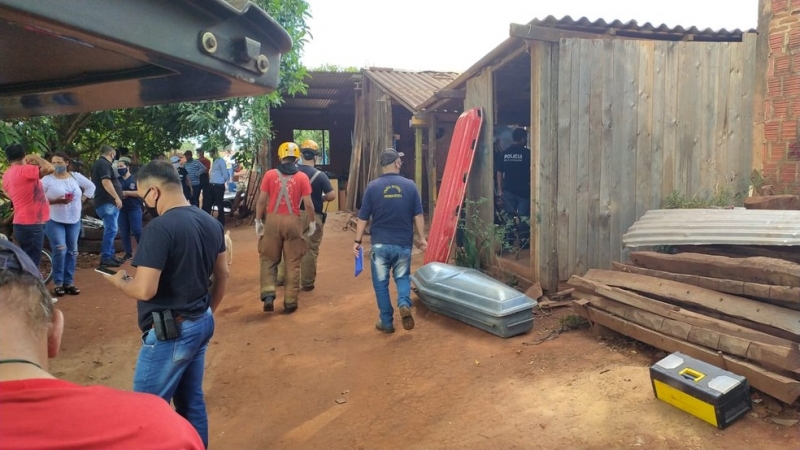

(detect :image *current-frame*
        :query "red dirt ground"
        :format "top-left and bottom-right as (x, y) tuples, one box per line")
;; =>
(53, 212), (798, 449)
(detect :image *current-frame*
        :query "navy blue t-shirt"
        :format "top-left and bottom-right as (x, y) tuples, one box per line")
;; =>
(119, 175), (142, 211)
(358, 173), (423, 247)
(132, 206), (225, 331)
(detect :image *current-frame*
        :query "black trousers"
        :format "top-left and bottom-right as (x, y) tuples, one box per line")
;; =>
(202, 183), (226, 225)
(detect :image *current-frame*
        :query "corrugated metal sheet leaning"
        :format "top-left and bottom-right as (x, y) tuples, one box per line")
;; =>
(623, 209), (800, 247)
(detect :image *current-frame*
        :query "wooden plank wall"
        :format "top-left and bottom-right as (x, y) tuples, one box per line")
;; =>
(554, 38), (756, 280)
(464, 68), (495, 232)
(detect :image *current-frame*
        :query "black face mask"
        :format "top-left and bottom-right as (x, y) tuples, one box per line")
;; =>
(143, 188), (160, 218)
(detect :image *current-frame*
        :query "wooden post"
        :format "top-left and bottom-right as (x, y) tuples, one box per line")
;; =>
(427, 113), (438, 213)
(530, 40), (560, 292)
(415, 127), (423, 194)
(753, 1), (771, 175)
(464, 68), (495, 240)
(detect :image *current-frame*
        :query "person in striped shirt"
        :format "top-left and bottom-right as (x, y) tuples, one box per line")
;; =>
(182, 151), (207, 207)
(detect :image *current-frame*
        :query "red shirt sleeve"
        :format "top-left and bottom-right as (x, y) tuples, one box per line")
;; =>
(22, 164), (40, 180)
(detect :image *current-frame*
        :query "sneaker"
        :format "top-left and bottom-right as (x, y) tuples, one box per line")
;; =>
(283, 304), (298, 315)
(113, 256), (125, 264)
(122, 253), (133, 262)
(400, 307), (415, 331)
(375, 321), (395, 334)
(261, 294), (275, 312)
(99, 258), (121, 268)
(302, 285), (315, 292)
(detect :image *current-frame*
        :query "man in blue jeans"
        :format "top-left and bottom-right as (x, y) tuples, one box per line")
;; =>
(104, 161), (229, 448)
(354, 149), (427, 334)
(91, 145), (124, 268)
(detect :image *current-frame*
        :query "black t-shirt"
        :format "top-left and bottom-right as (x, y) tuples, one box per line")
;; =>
(132, 206), (225, 331)
(91, 158), (123, 206)
(500, 144), (531, 199)
(120, 175), (142, 211)
(298, 165), (333, 214)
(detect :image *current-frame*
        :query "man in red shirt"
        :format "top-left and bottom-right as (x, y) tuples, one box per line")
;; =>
(1, 144), (54, 267)
(0, 238), (204, 450)
(254, 142), (315, 313)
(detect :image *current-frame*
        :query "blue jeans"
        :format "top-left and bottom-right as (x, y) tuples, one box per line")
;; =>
(13, 223), (45, 268)
(370, 244), (413, 327)
(118, 207), (142, 255)
(95, 202), (119, 260)
(44, 220), (81, 286)
(134, 308), (214, 448)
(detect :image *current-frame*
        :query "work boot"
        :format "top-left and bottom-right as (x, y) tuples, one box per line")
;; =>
(400, 307), (415, 331)
(375, 321), (395, 334)
(283, 303), (298, 315)
(261, 294), (275, 312)
(302, 285), (315, 292)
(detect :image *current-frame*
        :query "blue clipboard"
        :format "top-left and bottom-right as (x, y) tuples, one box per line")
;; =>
(355, 247), (364, 277)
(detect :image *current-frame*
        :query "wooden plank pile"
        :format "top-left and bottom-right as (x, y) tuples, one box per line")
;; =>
(568, 251), (800, 405)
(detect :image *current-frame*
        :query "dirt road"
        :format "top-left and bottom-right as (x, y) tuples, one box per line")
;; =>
(53, 212), (798, 449)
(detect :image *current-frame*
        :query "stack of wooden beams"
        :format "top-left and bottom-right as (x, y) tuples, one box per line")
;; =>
(567, 253), (800, 405)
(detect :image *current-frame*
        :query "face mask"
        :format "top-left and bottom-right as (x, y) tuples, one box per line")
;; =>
(143, 188), (159, 218)
(54, 166), (67, 174)
(118, 168), (128, 176)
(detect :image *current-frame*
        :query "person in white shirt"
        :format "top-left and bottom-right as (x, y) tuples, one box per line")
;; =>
(201, 148), (230, 226)
(41, 152), (95, 297)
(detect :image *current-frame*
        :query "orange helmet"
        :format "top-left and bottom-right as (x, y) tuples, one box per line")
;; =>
(277, 142), (300, 159)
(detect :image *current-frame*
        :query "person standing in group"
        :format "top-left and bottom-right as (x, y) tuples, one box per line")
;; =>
(171, 155), (193, 202)
(353, 149), (427, 334)
(91, 145), (124, 269)
(117, 147), (140, 175)
(254, 142), (314, 314)
(496, 128), (531, 243)
(202, 148), (229, 226)
(0, 239), (205, 449)
(41, 152), (95, 297)
(103, 160), (229, 448)
(1, 144), (55, 267)
(197, 149), (211, 210)
(182, 151), (207, 207)
(116, 158), (142, 262)
(277, 139), (335, 291)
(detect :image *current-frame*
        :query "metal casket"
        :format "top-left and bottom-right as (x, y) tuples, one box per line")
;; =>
(410, 262), (536, 338)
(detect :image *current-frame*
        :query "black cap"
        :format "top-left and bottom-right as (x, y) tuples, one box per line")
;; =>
(0, 238), (41, 280)
(379, 148), (404, 166)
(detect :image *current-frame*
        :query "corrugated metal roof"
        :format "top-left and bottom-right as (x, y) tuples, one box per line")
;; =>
(529, 15), (755, 42)
(418, 15), (754, 112)
(275, 70), (358, 111)
(363, 68), (459, 111)
(623, 209), (800, 247)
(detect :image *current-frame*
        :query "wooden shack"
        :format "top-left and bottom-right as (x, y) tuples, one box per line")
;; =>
(417, 16), (757, 291)
(345, 68), (458, 213)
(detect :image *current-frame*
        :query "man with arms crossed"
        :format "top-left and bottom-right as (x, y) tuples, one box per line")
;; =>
(91, 145), (124, 268)
(353, 149), (427, 334)
(104, 161), (229, 448)
(0, 238), (204, 449)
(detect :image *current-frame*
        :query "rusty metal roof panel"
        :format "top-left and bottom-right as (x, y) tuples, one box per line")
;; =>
(529, 15), (755, 42)
(623, 209), (800, 247)
(364, 68), (459, 111)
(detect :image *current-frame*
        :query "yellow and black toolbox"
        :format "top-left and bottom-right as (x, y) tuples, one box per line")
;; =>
(650, 352), (752, 429)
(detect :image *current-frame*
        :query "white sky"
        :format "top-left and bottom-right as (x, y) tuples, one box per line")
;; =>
(302, 0), (758, 72)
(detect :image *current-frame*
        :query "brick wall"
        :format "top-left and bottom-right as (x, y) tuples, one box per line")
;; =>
(762, 0), (800, 191)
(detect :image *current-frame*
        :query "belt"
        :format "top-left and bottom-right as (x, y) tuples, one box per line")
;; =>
(150, 314), (185, 328)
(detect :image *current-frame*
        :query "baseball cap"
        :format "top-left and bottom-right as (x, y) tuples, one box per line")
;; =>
(170, 155), (180, 164)
(379, 148), (404, 166)
(118, 156), (132, 164)
(0, 239), (41, 280)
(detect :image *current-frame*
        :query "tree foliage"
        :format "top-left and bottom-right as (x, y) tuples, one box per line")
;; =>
(0, 0), (312, 170)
